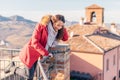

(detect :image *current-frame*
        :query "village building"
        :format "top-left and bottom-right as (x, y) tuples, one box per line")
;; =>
(64, 4), (120, 80)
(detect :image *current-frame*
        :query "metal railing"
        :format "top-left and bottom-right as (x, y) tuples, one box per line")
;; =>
(37, 51), (57, 80)
(0, 47), (54, 80)
(0, 60), (25, 80)
(0, 48), (25, 80)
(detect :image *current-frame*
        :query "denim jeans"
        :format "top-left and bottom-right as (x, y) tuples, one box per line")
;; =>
(15, 61), (38, 80)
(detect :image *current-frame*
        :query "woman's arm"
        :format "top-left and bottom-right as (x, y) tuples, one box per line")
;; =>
(31, 23), (49, 56)
(62, 28), (69, 41)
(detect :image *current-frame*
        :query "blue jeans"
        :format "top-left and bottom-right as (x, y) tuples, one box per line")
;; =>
(15, 61), (38, 80)
(26, 61), (37, 80)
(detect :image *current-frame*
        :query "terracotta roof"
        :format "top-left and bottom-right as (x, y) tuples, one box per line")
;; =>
(63, 24), (103, 53)
(64, 36), (99, 53)
(63, 24), (120, 53)
(87, 33), (120, 52)
(118, 30), (120, 35)
(86, 4), (104, 9)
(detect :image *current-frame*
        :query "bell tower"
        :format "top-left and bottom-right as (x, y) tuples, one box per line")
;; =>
(85, 4), (104, 25)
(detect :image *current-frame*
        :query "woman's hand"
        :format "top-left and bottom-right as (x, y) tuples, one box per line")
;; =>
(48, 53), (53, 57)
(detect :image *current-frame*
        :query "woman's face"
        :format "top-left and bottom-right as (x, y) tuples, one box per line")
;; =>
(53, 20), (64, 31)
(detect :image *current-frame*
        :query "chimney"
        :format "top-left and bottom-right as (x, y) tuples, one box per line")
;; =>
(79, 17), (84, 25)
(110, 23), (119, 35)
(0, 40), (5, 46)
(69, 31), (74, 39)
(102, 23), (106, 27)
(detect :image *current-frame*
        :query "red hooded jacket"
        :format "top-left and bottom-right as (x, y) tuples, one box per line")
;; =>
(19, 23), (68, 68)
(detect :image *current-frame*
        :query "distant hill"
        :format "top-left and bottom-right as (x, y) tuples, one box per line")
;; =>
(0, 15), (78, 48)
(9, 15), (36, 23)
(0, 15), (37, 48)
(0, 15), (36, 23)
(0, 15), (11, 21)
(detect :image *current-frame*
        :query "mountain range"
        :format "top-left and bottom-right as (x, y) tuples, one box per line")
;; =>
(0, 15), (36, 23)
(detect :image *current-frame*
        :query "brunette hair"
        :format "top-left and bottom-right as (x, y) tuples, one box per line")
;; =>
(53, 14), (65, 40)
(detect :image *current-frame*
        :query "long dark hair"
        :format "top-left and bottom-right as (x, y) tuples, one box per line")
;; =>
(53, 14), (65, 40)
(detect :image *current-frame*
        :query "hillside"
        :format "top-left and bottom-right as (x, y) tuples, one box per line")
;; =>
(0, 15), (37, 48)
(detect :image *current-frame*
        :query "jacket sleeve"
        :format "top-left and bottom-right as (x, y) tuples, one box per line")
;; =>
(62, 28), (69, 41)
(31, 23), (49, 56)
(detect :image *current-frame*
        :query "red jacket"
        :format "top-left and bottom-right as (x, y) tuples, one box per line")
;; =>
(19, 23), (68, 68)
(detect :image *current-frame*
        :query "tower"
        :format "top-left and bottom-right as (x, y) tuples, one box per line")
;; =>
(85, 4), (104, 25)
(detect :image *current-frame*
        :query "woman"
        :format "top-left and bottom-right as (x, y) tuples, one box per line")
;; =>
(4, 14), (68, 80)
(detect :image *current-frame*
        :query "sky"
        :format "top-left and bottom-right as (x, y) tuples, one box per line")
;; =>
(0, 0), (120, 23)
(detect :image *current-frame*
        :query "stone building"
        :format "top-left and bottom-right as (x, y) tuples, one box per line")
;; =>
(66, 23), (120, 80)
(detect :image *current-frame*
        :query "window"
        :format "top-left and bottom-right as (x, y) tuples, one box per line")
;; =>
(113, 76), (116, 80)
(91, 12), (96, 22)
(113, 55), (116, 65)
(106, 59), (109, 71)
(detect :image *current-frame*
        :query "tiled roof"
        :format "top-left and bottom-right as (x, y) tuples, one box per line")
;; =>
(63, 24), (103, 53)
(87, 33), (120, 52)
(86, 4), (104, 9)
(63, 24), (120, 53)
